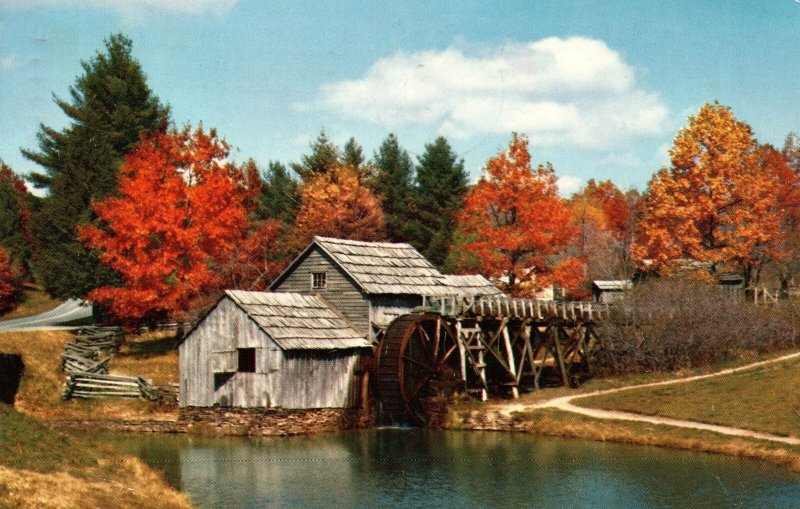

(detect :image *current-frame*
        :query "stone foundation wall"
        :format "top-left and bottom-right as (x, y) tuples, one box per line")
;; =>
(179, 406), (374, 436)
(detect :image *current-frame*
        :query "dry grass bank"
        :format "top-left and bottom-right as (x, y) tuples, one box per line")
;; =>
(579, 354), (800, 437)
(0, 404), (191, 509)
(0, 329), (178, 420)
(448, 407), (800, 473)
(0, 286), (62, 321)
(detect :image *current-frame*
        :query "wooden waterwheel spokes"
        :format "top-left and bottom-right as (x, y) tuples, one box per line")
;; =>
(376, 313), (462, 425)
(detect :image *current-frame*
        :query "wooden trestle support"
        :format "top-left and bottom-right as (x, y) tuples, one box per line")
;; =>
(375, 296), (609, 425)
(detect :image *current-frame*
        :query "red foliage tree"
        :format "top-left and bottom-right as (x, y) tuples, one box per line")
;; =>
(79, 126), (262, 324)
(456, 133), (582, 296)
(218, 219), (286, 292)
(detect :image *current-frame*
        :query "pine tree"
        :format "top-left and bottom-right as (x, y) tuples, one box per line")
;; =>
(291, 129), (340, 180)
(342, 137), (365, 170)
(21, 33), (168, 299)
(373, 134), (415, 243)
(413, 136), (468, 267)
(255, 161), (299, 225)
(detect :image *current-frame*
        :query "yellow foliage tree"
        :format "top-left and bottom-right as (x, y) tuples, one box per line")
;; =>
(292, 164), (385, 250)
(635, 102), (792, 285)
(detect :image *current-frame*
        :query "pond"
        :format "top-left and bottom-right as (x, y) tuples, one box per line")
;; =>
(107, 429), (800, 509)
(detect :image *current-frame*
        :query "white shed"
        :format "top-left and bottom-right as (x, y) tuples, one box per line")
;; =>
(179, 290), (371, 409)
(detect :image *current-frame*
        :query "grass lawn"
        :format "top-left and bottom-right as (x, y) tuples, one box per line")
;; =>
(110, 331), (179, 386)
(466, 347), (800, 411)
(0, 329), (179, 420)
(0, 404), (191, 509)
(0, 286), (62, 321)
(578, 355), (800, 437)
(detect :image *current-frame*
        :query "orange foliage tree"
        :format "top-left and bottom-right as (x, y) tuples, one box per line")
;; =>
(0, 247), (19, 313)
(634, 102), (796, 285)
(569, 179), (634, 281)
(79, 126), (262, 324)
(456, 133), (582, 296)
(292, 163), (385, 249)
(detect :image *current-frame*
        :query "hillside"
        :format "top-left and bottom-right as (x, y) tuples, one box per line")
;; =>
(0, 404), (191, 509)
(0, 329), (178, 420)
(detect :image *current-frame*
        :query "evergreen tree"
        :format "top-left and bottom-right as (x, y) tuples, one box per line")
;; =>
(22, 33), (168, 298)
(291, 129), (340, 180)
(342, 137), (365, 169)
(413, 136), (468, 267)
(342, 136), (374, 181)
(256, 161), (299, 225)
(0, 161), (36, 274)
(372, 134), (415, 243)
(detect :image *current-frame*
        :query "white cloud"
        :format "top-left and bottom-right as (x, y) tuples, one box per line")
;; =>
(557, 175), (584, 197)
(0, 55), (18, 70)
(0, 0), (238, 17)
(321, 37), (668, 150)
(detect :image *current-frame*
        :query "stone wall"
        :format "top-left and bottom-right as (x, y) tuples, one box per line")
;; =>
(178, 406), (374, 436)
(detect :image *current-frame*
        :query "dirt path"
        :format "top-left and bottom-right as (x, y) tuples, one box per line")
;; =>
(498, 350), (800, 445)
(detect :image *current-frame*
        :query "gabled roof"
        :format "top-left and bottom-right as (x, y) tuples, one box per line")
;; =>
(225, 290), (370, 350)
(270, 236), (452, 295)
(270, 236), (505, 297)
(441, 275), (502, 297)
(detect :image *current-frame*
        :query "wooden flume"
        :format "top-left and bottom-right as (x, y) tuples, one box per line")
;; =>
(375, 296), (609, 425)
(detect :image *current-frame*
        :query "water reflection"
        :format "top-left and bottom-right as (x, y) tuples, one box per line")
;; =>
(107, 429), (800, 509)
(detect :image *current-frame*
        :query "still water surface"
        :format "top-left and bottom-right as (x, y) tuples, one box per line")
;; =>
(108, 429), (800, 509)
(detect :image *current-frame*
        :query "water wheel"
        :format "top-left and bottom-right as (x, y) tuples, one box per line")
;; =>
(375, 313), (462, 426)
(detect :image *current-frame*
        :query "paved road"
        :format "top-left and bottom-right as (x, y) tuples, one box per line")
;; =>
(498, 350), (800, 445)
(0, 299), (94, 331)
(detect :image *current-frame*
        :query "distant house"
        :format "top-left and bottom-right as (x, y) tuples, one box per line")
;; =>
(179, 291), (371, 409)
(592, 280), (633, 303)
(269, 236), (500, 336)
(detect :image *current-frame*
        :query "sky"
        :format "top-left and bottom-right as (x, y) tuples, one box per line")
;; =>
(1, 1), (799, 197)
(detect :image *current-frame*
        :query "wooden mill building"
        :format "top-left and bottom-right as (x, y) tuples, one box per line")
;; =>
(179, 237), (500, 410)
(269, 236), (500, 337)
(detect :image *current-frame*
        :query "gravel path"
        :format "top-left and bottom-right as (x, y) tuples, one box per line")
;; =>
(498, 350), (800, 445)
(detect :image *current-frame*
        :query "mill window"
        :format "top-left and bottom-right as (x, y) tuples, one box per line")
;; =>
(311, 272), (327, 290)
(237, 348), (256, 373)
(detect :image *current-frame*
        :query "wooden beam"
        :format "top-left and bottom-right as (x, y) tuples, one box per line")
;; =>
(501, 326), (519, 398)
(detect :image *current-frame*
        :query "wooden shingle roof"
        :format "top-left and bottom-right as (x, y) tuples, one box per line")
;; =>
(441, 275), (502, 297)
(313, 236), (451, 295)
(226, 290), (370, 350)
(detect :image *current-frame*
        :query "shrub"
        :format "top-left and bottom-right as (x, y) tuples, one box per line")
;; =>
(590, 278), (799, 375)
(0, 246), (19, 313)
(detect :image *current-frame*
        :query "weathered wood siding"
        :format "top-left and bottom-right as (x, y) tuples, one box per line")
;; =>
(272, 248), (370, 335)
(278, 351), (361, 409)
(371, 295), (423, 328)
(179, 297), (363, 409)
(179, 298), (279, 407)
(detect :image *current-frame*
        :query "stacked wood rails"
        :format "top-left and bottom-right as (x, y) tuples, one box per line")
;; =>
(62, 373), (160, 401)
(60, 326), (124, 375)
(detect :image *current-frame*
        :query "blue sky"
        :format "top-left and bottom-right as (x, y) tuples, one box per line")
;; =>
(1, 1), (799, 196)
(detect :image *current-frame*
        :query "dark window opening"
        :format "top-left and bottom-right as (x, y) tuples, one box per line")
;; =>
(214, 372), (234, 390)
(238, 348), (256, 373)
(311, 272), (327, 290)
